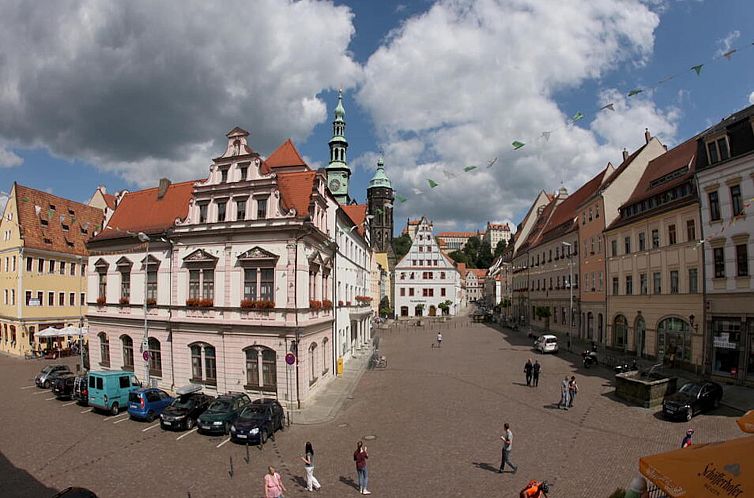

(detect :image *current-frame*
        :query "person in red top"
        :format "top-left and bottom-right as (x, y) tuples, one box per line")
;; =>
(520, 480), (549, 497)
(681, 428), (694, 448)
(354, 440), (370, 495)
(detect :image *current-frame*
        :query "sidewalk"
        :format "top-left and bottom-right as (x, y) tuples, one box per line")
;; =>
(288, 347), (372, 425)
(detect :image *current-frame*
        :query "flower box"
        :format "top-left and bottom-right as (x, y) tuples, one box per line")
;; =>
(322, 299), (333, 310)
(187, 298), (214, 308)
(96, 296), (106, 306)
(309, 300), (322, 310)
(119, 297), (130, 305)
(240, 299), (275, 309)
(338, 300), (344, 306)
(146, 298), (157, 307)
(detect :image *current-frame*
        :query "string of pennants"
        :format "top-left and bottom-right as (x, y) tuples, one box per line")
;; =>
(696, 197), (754, 247)
(390, 38), (754, 204)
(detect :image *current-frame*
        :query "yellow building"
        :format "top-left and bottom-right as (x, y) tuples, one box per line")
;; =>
(0, 183), (104, 356)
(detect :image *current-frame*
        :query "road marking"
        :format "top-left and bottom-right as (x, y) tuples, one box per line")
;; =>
(46, 396), (57, 401)
(62, 401), (78, 406)
(142, 423), (160, 432)
(20, 385), (35, 390)
(113, 417), (130, 424)
(32, 390), (50, 395)
(104, 412), (129, 422)
(216, 437), (231, 448)
(176, 428), (198, 440)
(80, 408), (93, 414)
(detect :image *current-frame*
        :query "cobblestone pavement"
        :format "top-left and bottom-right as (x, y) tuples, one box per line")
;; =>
(0, 320), (746, 498)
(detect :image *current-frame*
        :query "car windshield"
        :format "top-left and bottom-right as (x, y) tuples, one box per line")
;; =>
(679, 384), (701, 397)
(171, 396), (196, 409)
(239, 406), (266, 419)
(208, 399), (232, 412)
(41, 366), (53, 374)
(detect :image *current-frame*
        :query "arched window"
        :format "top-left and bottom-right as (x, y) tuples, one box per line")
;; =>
(322, 337), (329, 375)
(99, 332), (110, 367)
(189, 342), (217, 385)
(121, 335), (134, 370)
(190, 344), (202, 381)
(205, 345), (217, 384)
(586, 312), (594, 340)
(148, 337), (162, 377)
(613, 315), (627, 349)
(244, 347), (277, 392)
(309, 343), (317, 383)
(657, 317), (691, 365)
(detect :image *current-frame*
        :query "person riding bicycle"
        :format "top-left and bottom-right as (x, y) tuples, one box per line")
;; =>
(520, 480), (549, 498)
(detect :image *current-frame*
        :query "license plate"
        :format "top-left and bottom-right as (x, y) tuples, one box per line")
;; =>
(236, 434), (247, 439)
(201, 425), (210, 430)
(129, 404), (138, 409)
(163, 421), (171, 426)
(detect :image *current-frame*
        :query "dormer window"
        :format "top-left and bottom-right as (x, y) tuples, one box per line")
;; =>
(217, 200), (227, 222)
(198, 203), (209, 224)
(49, 204), (56, 211)
(239, 164), (249, 181)
(220, 168), (229, 183)
(706, 136), (730, 164)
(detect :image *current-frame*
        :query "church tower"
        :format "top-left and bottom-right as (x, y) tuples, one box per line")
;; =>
(367, 156), (395, 254)
(326, 89), (351, 204)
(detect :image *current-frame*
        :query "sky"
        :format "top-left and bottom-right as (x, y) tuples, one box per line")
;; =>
(0, 0), (752, 233)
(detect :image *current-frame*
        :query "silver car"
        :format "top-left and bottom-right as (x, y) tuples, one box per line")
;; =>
(35, 365), (71, 389)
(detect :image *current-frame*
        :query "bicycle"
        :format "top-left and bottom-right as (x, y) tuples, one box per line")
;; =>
(370, 350), (387, 369)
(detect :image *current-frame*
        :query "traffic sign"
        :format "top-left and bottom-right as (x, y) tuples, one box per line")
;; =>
(285, 352), (296, 365)
(143, 351), (150, 362)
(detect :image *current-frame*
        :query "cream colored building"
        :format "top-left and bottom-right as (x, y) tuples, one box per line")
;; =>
(0, 183), (104, 357)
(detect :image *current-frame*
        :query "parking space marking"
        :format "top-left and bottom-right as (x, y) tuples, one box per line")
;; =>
(104, 412), (129, 422)
(142, 423), (160, 432)
(20, 385), (35, 390)
(80, 408), (93, 414)
(113, 417), (130, 424)
(62, 401), (78, 406)
(32, 390), (50, 395)
(176, 428), (198, 440)
(216, 437), (231, 448)
(45, 396), (57, 401)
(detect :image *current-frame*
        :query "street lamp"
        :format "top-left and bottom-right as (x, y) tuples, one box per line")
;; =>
(137, 232), (151, 385)
(561, 242), (573, 346)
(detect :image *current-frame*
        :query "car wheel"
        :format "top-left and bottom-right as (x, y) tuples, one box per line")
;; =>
(278, 417), (284, 431)
(111, 403), (119, 416)
(686, 408), (693, 421)
(43, 380), (50, 389)
(147, 411), (155, 422)
(185, 418), (195, 430)
(713, 397), (721, 409)
(261, 430), (268, 445)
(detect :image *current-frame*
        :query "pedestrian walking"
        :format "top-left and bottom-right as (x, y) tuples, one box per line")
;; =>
(264, 466), (287, 498)
(532, 360), (541, 387)
(437, 332), (443, 348)
(354, 441), (370, 495)
(681, 428), (694, 448)
(300, 441), (321, 492)
(498, 423), (518, 474)
(557, 376), (570, 410)
(524, 358), (533, 386)
(568, 376), (578, 408)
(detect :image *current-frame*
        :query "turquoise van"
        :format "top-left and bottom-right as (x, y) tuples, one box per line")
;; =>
(88, 371), (142, 415)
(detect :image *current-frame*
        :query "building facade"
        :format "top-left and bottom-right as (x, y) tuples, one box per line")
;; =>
(463, 268), (485, 303)
(395, 217), (461, 317)
(436, 231), (479, 251)
(483, 222), (512, 249)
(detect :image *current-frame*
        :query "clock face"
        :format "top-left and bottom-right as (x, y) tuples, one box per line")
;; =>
(329, 179), (341, 192)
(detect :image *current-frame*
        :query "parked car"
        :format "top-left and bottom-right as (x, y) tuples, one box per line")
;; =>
(128, 388), (174, 421)
(534, 334), (559, 354)
(230, 398), (285, 445)
(35, 365), (72, 389)
(52, 373), (76, 399)
(160, 385), (214, 431)
(87, 371), (141, 415)
(662, 381), (724, 421)
(197, 392), (252, 435)
(73, 374), (89, 405)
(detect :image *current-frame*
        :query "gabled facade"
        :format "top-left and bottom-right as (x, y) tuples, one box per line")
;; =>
(395, 217), (461, 317)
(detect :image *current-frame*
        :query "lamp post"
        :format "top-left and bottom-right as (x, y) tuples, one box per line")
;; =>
(561, 242), (573, 345)
(137, 232), (150, 385)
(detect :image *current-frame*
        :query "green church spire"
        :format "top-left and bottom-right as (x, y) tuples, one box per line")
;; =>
(326, 89), (351, 204)
(368, 156), (392, 190)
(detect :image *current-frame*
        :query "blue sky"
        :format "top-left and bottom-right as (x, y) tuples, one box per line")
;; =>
(0, 0), (752, 230)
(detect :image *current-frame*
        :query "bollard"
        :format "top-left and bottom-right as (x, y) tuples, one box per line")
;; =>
(245, 441), (250, 463)
(229, 456), (234, 479)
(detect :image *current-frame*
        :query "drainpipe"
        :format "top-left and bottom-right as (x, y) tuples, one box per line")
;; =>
(292, 220), (313, 409)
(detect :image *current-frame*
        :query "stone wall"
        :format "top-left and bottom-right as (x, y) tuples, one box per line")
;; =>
(615, 372), (677, 408)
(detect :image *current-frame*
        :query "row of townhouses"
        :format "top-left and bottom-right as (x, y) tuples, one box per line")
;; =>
(507, 104), (754, 386)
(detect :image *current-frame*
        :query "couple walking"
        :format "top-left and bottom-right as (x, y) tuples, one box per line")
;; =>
(524, 359), (540, 387)
(557, 376), (579, 409)
(263, 441), (321, 498)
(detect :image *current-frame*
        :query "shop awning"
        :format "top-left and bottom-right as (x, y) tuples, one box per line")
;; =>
(737, 410), (754, 434)
(36, 326), (88, 338)
(639, 436), (754, 498)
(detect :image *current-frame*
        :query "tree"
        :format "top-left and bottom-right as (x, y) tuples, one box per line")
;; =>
(393, 233), (412, 261)
(535, 306), (552, 331)
(438, 300), (453, 316)
(477, 240), (493, 268)
(379, 296), (392, 317)
(494, 239), (507, 258)
(448, 250), (473, 267)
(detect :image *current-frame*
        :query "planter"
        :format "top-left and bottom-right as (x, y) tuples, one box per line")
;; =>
(615, 371), (678, 408)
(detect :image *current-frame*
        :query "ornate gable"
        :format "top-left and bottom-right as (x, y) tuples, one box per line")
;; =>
(237, 246), (279, 263)
(183, 249), (218, 264)
(115, 256), (133, 268)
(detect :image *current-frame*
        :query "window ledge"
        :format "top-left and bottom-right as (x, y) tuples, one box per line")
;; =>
(99, 361), (110, 368)
(309, 377), (318, 387)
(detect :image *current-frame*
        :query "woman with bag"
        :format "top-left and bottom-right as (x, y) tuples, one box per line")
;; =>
(354, 441), (370, 495)
(301, 441), (321, 492)
(264, 465), (287, 498)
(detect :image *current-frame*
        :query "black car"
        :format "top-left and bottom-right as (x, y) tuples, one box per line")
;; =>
(160, 392), (214, 431)
(73, 375), (88, 405)
(662, 381), (723, 421)
(52, 374), (76, 399)
(35, 365), (72, 388)
(197, 392), (252, 435)
(230, 399), (285, 445)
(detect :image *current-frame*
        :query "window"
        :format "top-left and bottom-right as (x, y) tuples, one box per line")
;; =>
(236, 200), (246, 220)
(614, 315), (627, 349)
(37, 258), (44, 273)
(624, 236), (631, 254)
(706, 137), (729, 164)
(48, 292), (54, 306)
(26, 257), (32, 272)
(98, 272), (107, 300)
(611, 240), (618, 257)
(243, 268), (275, 301)
(440, 272), (446, 279)
(80, 293), (85, 306)
(730, 185), (743, 216)
(199, 203), (209, 223)
(121, 336), (134, 371)
(653, 272), (662, 294)
(670, 270), (679, 294)
(245, 347), (277, 391)
(668, 224), (676, 245)
(714, 247), (725, 278)
(256, 196), (268, 219)
(688, 268), (698, 293)
(400, 288), (405, 297)
(58, 292), (64, 306)
(147, 338), (162, 377)
(708, 192), (721, 221)
(59, 261), (66, 275)
(322, 338), (329, 375)
(191, 344), (202, 381)
(69, 292), (75, 306)
(736, 244), (749, 277)
(99, 333), (110, 367)
(441, 288), (446, 297)
(120, 271), (131, 300)
(220, 168), (228, 183)
(37, 291), (43, 306)
(686, 220), (696, 242)
(589, 208), (593, 221)
(638, 233), (646, 251)
(625, 275), (633, 295)
(217, 201), (227, 222)
(612, 277), (619, 296)
(147, 269), (158, 301)
(651, 229), (660, 249)
(239, 165), (248, 181)
(49, 260), (55, 273)
(409, 288), (414, 297)
(309, 343), (317, 382)
(189, 269), (215, 300)
(25, 291), (31, 305)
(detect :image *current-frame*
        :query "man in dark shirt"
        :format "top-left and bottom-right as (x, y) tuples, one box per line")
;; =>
(532, 360), (541, 387)
(524, 359), (533, 386)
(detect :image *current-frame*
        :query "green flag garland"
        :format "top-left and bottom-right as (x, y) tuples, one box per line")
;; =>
(463, 165), (477, 172)
(427, 179), (439, 188)
(512, 141), (525, 150)
(396, 194), (407, 203)
(627, 88), (643, 97)
(572, 112), (584, 122)
(690, 64), (703, 76)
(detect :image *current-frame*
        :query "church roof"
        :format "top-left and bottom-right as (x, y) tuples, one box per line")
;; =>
(368, 157), (392, 190)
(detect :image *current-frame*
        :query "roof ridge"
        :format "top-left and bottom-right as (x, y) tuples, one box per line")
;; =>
(15, 183), (102, 211)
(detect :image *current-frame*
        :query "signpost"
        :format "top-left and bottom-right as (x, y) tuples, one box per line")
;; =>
(285, 352), (296, 365)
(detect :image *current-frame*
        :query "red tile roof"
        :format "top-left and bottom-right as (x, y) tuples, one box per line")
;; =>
(103, 192), (117, 210)
(470, 269), (487, 279)
(277, 171), (318, 218)
(342, 204), (368, 236)
(517, 197), (559, 252)
(14, 183), (104, 256)
(265, 139), (308, 169)
(91, 180), (196, 241)
(623, 138), (697, 207)
(438, 231), (478, 238)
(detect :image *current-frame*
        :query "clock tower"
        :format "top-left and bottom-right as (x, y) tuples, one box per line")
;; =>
(326, 89), (351, 204)
(367, 156), (394, 254)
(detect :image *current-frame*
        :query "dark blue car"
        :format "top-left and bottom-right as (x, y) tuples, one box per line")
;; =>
(127, 388), (174, 421)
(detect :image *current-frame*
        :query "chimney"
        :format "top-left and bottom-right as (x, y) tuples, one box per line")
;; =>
(644, 128), (651, 144)
(663, 144), (668, 151)
(157, 178), (171, 199)
(622, 148), (629, 161)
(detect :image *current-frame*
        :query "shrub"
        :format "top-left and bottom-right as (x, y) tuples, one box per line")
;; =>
(199, 298), (214, 308)
(96, 296), (106, 306)
(338, 300), (344, 306)
(322, 299), (333, 310)
(186, 298), (200, 307)
(309, 300), (322, 310)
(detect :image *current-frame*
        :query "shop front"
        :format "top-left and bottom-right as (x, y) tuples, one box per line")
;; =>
(710, 317), (753, 385)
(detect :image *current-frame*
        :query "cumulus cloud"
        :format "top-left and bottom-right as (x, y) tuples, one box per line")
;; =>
(0, 0), (361, 186)
(749, 91), (754, 105)
(716, 30), (740, 56)
(356, 0), (669, 228)
(0, 144), (23, 168)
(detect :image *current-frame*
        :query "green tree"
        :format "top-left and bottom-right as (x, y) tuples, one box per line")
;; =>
(535, 306), (552, 331)
(462, 236), (482, 262)
(448, 249), (473, 267)
(477, 240), (493, 268)
(393, 233), (412, 261)
(379, 296), (392, 317)
(438, 300), (453, 316)
(494, 239), (507, 258)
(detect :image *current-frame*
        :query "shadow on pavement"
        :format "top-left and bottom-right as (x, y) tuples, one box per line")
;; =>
(472, 462), (499, 474)
(0, 450), (59, 498)
(291, 475), (308, 490)
(339, 476), (360, 491)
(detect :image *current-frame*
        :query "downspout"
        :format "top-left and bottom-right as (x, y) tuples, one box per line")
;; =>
(166, 237), (176, 390)
(294, 231), (301, 409)
(332, 233), (338, 376)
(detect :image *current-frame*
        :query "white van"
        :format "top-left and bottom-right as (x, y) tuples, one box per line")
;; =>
(534, 334), (559, 354)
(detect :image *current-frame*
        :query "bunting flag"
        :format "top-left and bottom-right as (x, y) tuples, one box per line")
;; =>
(599, 103), (615, 112)
(21, 196), (30, 203)
(463, 165), (477, 172)
(541, 131), (552, 141)
(722, 49), (736, 60)
(34, 205), (41, 216)
(512, 141), (525, 150)
(376, 208), (383, 216)
(427, 179), (439, 189)
(442, 169), (454, 179)
(486, 157), (498, 168)
(47, 208), (54, 219)
(627, 88), (643, 97)
(690, 64), (703, 76)
(572, 112), (584, 122)
(396, 194), (407, 203)
(658, 74), (675, 84)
